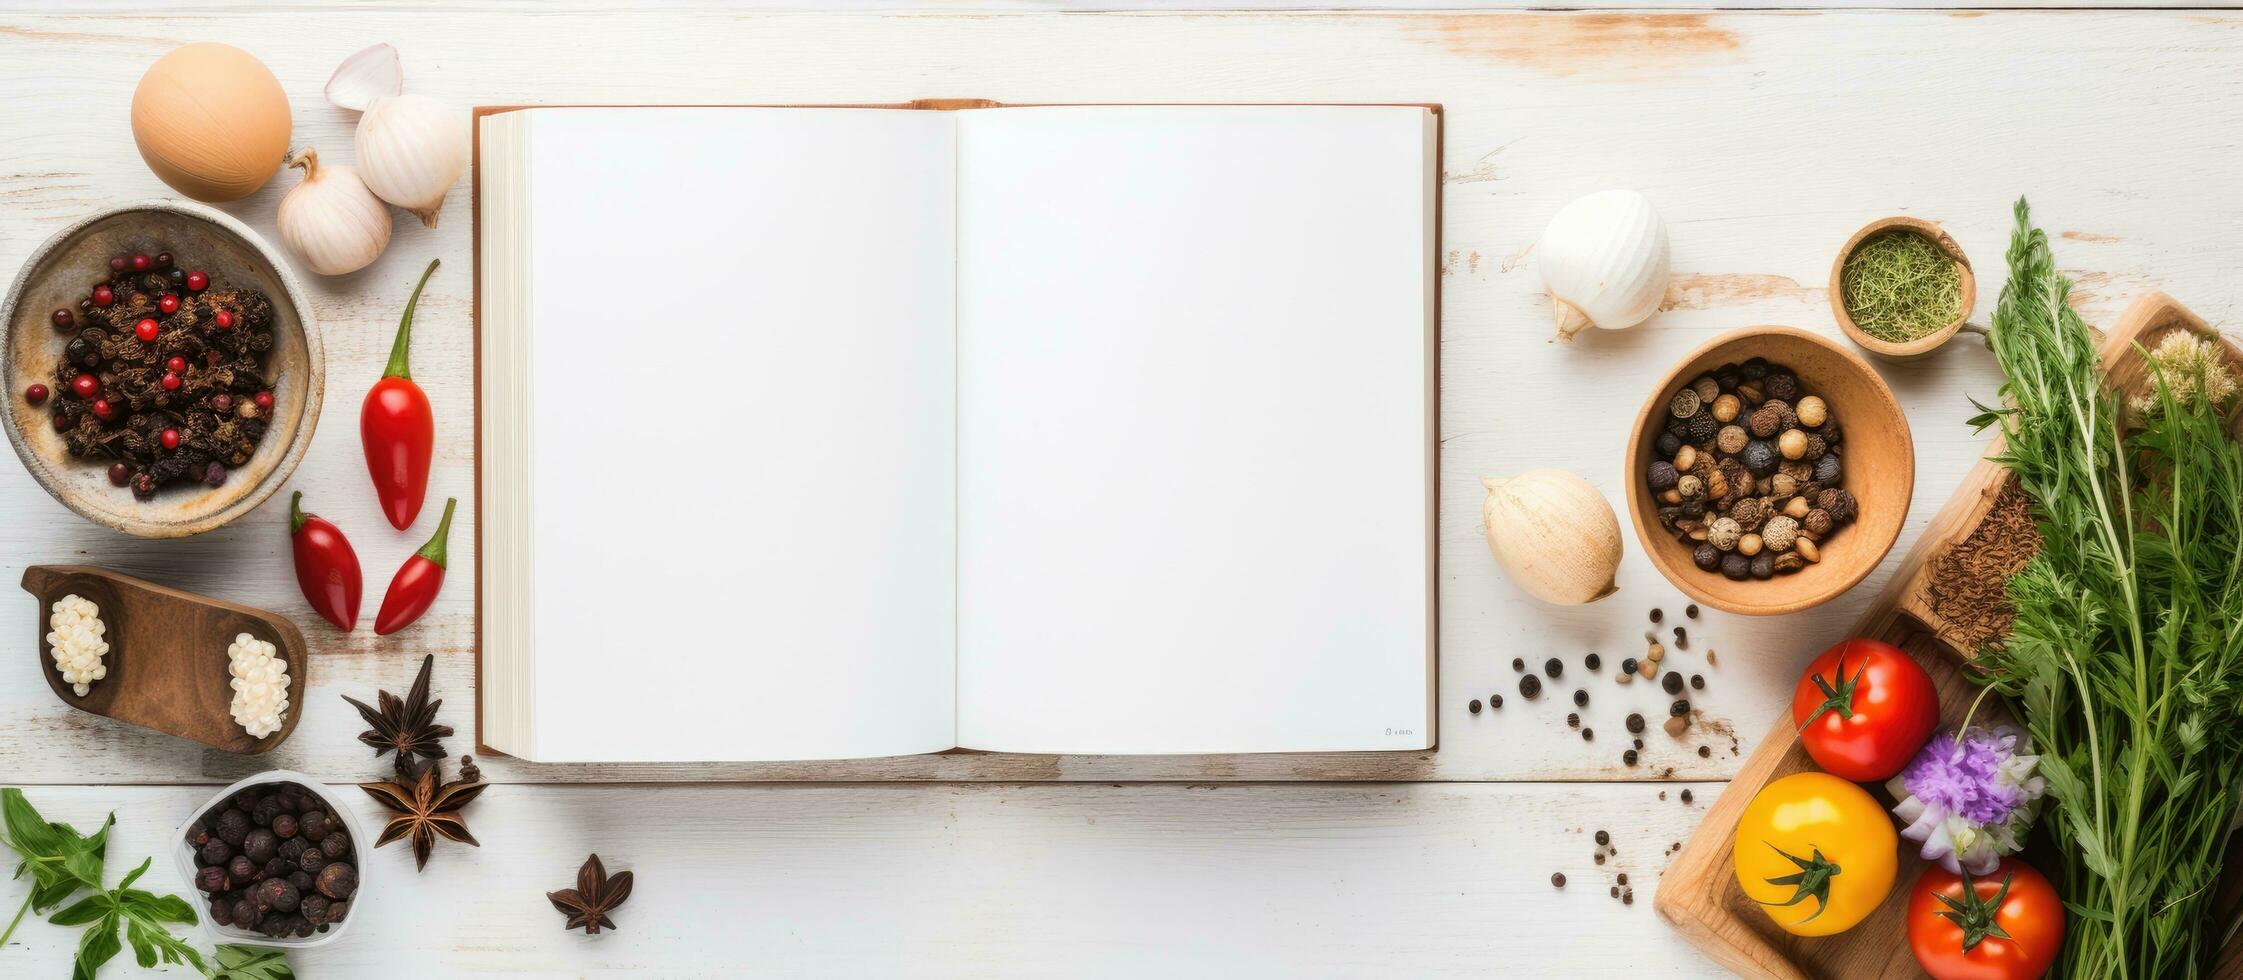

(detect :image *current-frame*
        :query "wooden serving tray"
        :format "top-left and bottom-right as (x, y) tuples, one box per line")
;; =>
(21, 564), (308, 753)
(1656, 293), (2243, 979)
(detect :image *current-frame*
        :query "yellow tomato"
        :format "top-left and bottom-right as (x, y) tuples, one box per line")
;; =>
(1733, 771), (1897, 937)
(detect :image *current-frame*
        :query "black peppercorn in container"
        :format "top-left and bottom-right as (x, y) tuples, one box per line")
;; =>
(173, 771), (370, 949)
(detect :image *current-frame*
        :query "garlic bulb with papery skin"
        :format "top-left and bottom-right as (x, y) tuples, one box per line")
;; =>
(1481, 470), (1622, 605)
(1538, 189), (1671, 343)
(276, 147), (391, 276)
(356, 93), (466, 228)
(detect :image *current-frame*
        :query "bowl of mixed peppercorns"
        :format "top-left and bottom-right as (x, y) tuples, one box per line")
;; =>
(1623, 326), (1914, 616)
(173, 772), (367, 947)
(1, 200), (321, 538)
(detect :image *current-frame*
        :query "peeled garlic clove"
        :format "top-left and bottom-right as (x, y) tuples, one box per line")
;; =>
(357, 93), (467, 228)
(276, 147), (392, 276)
(1538, 189), (1671, 342)
(326, 42), (403, 112)
(1481, 470), (1622, 605)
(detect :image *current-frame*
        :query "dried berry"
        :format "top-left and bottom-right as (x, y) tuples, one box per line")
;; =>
(1625, 713), (1645, 734)
(243, 828), (278, 864)
(1654, 431), (1682, 458)
(1741, 439), (1779, 475)
(1716, 424), (1749, 455)
(1675, 474), (1704, 499)
(1663, 672), (1685, 695)
(1690, 376), (1720, 404)
(1706, 517), (1741, 552)
(1803, 508), (1834, 538)
(1692, 542), (1720, 571)
(299, 846), (327, 874)
(1668, 388), (1701, 418)
(1543, 657), (1563, 679)
(1584, 653), (1601, 671)
(272, 813), (298, 840)
(1721, 553), (1751, 580)
(321, 831), (351, 859)
(1763, 372), (1798, 402)
(1751, 552), (1775, 580)
(1774, 552), (1806, 574)
(200, 838), (232, 866)
(301, 894), (333, 926)
(1819, 487), (1859, 524)
(1647, 461), (1678, 492)
(1728, 497), (1766, 531)
(1748, 403), (1785, 439)
(1686, 412), (1719, 443)
(316, 861), (358, 900)
(1572, 689), (1588, 707)
(1761, 514), (1799, 553)
(228, 854), (259, 885)
(1518, 674), (1542, 699)
(1813, 452), (1842, 484)
(195, 865), (229, 893)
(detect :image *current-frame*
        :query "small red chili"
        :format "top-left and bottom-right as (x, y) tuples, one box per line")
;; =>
(374, 497), (456, 636)
(289, 490), (363, 633)
(362, 259), (439, 530)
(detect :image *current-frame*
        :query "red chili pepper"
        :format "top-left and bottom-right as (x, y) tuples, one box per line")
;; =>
(363, 259), (439, 530)
(375, 497), (456, 636)
(289, 490), (362, 632)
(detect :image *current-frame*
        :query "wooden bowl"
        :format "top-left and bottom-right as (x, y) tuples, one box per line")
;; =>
(1624, 326), (1914, 616)
(0, 200), (321, 537)
(1828, 215), (1977, 360)
(22, 564), (307, 753)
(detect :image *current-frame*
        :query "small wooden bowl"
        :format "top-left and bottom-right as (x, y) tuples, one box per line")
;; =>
(22, 564), (307, 753)
(1828, 216), (1976, 360)
(1624, 327), (1915, 616)
(0, 200), (322, 537)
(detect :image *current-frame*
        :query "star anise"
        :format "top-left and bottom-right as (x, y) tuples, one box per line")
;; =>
(548, 853), (633, 934)
(360, 759), (488, 871)
(343, 653), (454, 780)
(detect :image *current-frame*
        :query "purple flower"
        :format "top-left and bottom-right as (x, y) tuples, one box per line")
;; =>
(1887, 725), (2045, 874)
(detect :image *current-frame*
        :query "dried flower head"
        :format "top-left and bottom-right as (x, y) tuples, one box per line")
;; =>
(2131, 330), (2238, 419)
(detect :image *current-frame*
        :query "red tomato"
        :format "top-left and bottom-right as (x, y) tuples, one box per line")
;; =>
(1908, 859), (2064, 980)
(1790, 638), (1939, 781)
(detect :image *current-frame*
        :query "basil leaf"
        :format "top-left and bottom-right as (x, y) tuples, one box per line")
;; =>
(70, 910), (121, 980)
(114, 856), (149, 892)
(118, 887), (197, 925)
(0, 788), (64, 856)
(125, 916), (161, 968)
(210, 944), (294, 980)
(48, 892), (112, 926)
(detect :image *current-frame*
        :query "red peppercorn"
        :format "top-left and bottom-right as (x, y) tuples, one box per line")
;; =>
(50, 413), (69, 433)
(210, 392), (234, 414)
(213, 309), (235, 330)
(160, 428), (181, 450)
(130, 254), (151, 272)
(186, 271), (209, 293)
(108, 256), (128, 273)
(107, 463), (129, 487)
(166, 356), (187, 374)
(254, 390), (274, 411)
(24, 384), (48, 406)
(159, 294), (180, 314)
(69, 374), (99, 400)
(90, 398), (115, 422)
(91, 286), (114, 308)
(135, 318), (159, 342)
(154, 252), (173, 270)
(50, 308), (73, 330)
(161, 372), (182, 391)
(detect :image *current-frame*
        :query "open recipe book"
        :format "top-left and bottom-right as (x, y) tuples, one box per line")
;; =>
(474, 103), (1439, 762)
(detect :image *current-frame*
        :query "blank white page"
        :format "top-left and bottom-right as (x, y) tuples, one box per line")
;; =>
(517, 108), (958, 761)
(953, 106), (1437, 754)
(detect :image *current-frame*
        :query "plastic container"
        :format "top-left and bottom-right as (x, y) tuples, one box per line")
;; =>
(171, 769), (371, 949)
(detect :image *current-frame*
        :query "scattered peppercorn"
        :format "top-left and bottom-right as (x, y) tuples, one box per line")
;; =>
(1625, 713), (1645, 734)
(1669, 699), (1691, 717)
(1672, 627), (1687, 649)
(1685, 603), (1699, 619)
(1567, 712), (1580, 729)
(1512, 657), (1524, 672)
(1680, 789), (1694, 805)
(1519, 675), (1542, 699)
(1690, 674), (1705, 690)
(1581, 727), (1594, 741)
(1620, 657), (1639, 676)
(1698, 745), (1712, 758)
(1572, 689), (1588, 707)
(1594, 830), (1609, 846)
(1551, 872), (1565, 888)
(1489, 694), (1503, 710)
(1543, 657), (1563, 679)
(1468, 699), (1481, 715)
(1584, 652), (1601, 671)
(1649, 608), (1663, 623)
(1662, 673), (1684, 695)
(1623, 749), (1638, 766)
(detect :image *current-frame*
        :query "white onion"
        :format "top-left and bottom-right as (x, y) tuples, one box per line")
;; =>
(356, 93), (467, 228)
(276, 147), (392, 276)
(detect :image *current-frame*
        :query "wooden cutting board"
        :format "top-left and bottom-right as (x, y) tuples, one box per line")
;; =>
(21, 564), (307, 753)
(1654, 293), (2243, 979)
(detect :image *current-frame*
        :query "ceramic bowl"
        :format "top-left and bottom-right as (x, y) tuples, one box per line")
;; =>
(1, 200), (321, 537)
(1623, 326), (1914, 616)
(1828, 215), (1978, 360)
(172, 770), (371, 949)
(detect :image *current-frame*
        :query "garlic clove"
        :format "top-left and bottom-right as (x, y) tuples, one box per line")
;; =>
(357, 93), (467, 228)
(1481, 471), (1623, 605)
(276, 146), (393, 276)
(326, 42), (404, 112)
(1538, 189), (1672, 343)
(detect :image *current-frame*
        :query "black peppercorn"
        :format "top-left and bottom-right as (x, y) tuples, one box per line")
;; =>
(1672, 627), (1686, 649)
(1649, 608), (1663, 623)
(1489, 694), (1503, 710)
(1690, 543), (1719, 571)
(1518, 674), (1541, 699)
(1721, 553), (1751, 580)
(1580, 727), (1594, 741)
(1623, 748), (1638, 766)
(1654, 431), (1682, 457)
(1550, 872), (1565, 888)
(1690, 674), (1705, 690)
(1584, 652), (1601, 671)
(1751, 552), (1775, 580)
(1594, 829), (1609, 846)
(1685, 603), (1699, 619)
(1572, 689), (1588, 707)
(1686, 412), (1718, 443)
(1543, 657), (1562, 679)
(1662, 672), (1684, 695)
(1670, 699), (1691, 717)
(1620, 657), (1639, 675)
(1681, 788), (1695, 804)
(1511, 657), (1524, 672)
(1626, 713), (1645, 734)
(1813, 452), (1842, 483)
(1468, 698), (1482, 715)
(1698, 745), (1712, 758)
(1741, 439), (1778, 475)
(1567, 712), (1580, 728)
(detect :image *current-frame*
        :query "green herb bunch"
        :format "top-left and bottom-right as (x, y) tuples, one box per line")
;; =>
(1970, 200), (2243, 978)
(3, 789), (292, 980)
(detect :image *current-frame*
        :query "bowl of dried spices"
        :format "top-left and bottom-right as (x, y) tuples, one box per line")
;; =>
(1829, 215), (1978, 360)
(172, 770), (369, 948)
(1, 200), (322, 537)
(1624, 326), (1913, 616)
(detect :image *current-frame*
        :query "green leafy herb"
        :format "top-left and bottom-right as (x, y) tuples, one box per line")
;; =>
(1971, 200), (2243, 979)
(1841, 228), (1965, 343)
(2, 789), (289, 980)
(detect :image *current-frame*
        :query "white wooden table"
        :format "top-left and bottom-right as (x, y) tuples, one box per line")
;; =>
(3, 5), (2239, 976)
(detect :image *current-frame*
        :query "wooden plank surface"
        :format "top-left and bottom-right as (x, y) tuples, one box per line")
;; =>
(1, 6), (2240, 976)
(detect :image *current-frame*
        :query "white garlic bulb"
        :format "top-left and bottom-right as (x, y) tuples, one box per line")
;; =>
(356, 93), (467, 228)
(1537, 189), (1671, 342)
(1481, 471), (1622, 605)
(275, 147), (392, 276)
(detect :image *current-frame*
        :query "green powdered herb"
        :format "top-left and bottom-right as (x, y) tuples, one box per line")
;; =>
(1840, 229), (1964, 342)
